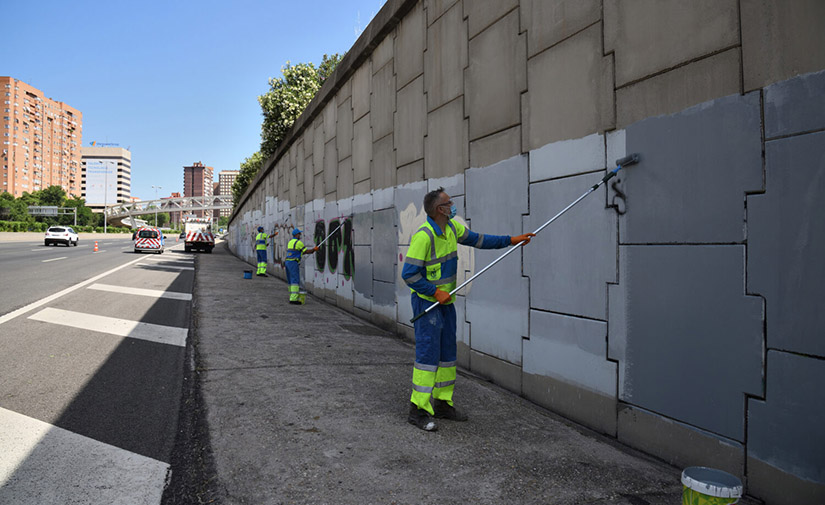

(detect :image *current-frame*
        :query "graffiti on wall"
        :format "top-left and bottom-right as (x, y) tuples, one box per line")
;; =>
(313, 217), (354, 280)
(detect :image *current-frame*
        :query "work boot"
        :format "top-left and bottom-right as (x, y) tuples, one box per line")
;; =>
(257, 273), (268, 277)
(433, 400), (468, 421)
(407, 403), (437, 431)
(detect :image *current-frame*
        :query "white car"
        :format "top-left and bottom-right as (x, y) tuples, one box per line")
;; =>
(45, 226), (79, 247)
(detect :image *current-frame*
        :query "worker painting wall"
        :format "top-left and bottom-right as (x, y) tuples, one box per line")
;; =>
(227, 1), (825, 502)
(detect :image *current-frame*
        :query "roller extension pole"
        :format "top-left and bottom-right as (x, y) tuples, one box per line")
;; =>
(410, 154), (640, 324)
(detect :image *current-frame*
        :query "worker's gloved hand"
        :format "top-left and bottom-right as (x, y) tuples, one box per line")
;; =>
(511, 233), (536, 245)
(434, 289), (452, 305)
(313, 246), (320, 252)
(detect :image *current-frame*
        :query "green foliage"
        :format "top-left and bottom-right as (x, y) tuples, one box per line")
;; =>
(0, 186), (110, 229)
(232, 151), (264, 206)
(231, 53), (342, 210)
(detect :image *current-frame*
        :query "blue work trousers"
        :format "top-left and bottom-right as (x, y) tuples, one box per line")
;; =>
(411, 293), (457, 367)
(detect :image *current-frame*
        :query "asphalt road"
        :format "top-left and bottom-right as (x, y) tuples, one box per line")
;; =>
(0, 237), (194, 504)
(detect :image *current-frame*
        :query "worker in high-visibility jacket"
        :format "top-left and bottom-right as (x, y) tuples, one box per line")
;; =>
(285, 229), (318, 304)
(401, 187), (535, 431)
(253, 226), (276, 276)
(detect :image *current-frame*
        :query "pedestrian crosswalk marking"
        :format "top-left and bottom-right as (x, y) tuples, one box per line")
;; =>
(87, 283), (193, 301)
(0, 407), (168, 505)
(28, 308), (187, 347)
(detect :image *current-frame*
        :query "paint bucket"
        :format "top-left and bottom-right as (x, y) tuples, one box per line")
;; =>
(298, 291), (306, 305)
(681, 467), (742, 505)
(243, 270), (252, 279)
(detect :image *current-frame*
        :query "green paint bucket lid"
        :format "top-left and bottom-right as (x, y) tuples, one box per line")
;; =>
(681, 467), (742, 499)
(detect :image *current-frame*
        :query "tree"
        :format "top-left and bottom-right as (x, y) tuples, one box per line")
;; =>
(38, 185), (67, 207)
(258, 53), (343, 159)
(232, 151), (264, 206)
(232, 54), (343, 209)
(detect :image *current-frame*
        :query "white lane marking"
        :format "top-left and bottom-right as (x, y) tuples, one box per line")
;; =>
(0, 407), (168, 505)
(28, 308), (187, 347)
(137, 263), (195, 271)
(88, 283), (192, 301)
(0, 256), (147, 327)
(30, 248), (54, 252)
(42, 257), (67, 263)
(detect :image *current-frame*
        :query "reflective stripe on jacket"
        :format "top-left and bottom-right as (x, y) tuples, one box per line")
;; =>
(255, 232), (269, 250)
(401, 216), (510, 303)
(286, 238), (306, 261)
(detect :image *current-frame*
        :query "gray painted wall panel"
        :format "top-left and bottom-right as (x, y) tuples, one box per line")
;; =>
(748, 350), (825, 484)
(764, 69), (825, 138)
(622, 92), (763, 244)
(621, 245), (762, 441)
(372, 209), (397, 283)
(525, 310), (616, 397)
(524, 173), (616, 320)
(747, 131), (825, 357)
(465, 156), (529, 364)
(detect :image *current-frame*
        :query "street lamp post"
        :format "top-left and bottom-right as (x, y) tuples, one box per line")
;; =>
(151, 185), (162, 227)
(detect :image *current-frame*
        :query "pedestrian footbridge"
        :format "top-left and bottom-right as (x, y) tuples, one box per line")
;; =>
(104, 195), (233, 227)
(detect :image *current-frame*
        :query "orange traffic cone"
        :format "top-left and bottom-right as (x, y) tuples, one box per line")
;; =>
(94, 241), (98, 252)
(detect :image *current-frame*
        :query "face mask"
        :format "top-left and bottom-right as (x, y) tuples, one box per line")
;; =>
(447, 204), (457, 219)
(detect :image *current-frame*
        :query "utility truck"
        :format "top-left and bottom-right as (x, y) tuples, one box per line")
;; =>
(183, 216), (215, 253)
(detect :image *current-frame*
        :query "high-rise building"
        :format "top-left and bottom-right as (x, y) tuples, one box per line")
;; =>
(217, 170), (238, 218)
(183, 161), (213, 217)
(80, 145), (131, 212)
(1, 77), (82, 197)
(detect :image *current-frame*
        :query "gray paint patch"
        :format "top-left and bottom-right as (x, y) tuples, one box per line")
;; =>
(748, 351), (825, 484)
(371, 209), (397, 283)
(748, 131), (825, 357)
(620, 245), (762, 442)
(622, 92), (762, 244)
(465, 156), (530, 364)
(524, 172), (616, 320)
(764, 68), (825, 139)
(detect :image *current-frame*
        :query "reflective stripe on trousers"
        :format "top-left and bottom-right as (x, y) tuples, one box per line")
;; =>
(285, 260), (301, 301)
(256, 250), (267, 274)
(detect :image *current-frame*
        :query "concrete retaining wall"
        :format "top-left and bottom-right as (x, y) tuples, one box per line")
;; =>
(228, 1), (825, 502)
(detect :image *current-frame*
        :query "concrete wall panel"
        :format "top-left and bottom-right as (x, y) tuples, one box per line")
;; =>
(464, 0), (518, 39)
(616, 48), (741, 129)
(524, 173), (616, 320)
(622, 92), (762, 244)
(764, 69), (825, 139)
(371, 134), (396, 191)
(371, 34), (394, 73)
(465, 157), (528, 364)
(336, 98), (353, 161)
(351, 62), (371, 121)
(620, 245), (762, 442)
(425, 97), (468, 179)
(742, 0), (825, 91)
(323, 101), (336, 143)
(395, 76), (426, 166)
(323, 140), (337, 196)
(353, 114), (372, 184)
(466, 10), (525, 141)
(337, 157), (353, 200)
(748, 351), (825, 494)
(523, 24), (614, 150)
(371, 62), (395, 141)
(605, 0), (739, 87)
(395, 0), (425, 90)
(522, 0), (601, 58)
(353, 244), (373, 311)
(425, 2), (467, 111)
(748, 131), (825, 357)
(313, 119), (325, 175)
(469, 126), (521, 169)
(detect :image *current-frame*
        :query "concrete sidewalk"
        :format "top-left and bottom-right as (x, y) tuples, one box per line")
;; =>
(172, 243), (756, 505)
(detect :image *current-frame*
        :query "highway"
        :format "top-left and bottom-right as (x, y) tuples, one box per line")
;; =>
(0, 235), (194, 504)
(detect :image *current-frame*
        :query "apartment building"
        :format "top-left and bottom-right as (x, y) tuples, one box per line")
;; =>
(183, 161), (213, 218)
(80, 145), (131, 212)
(1, 77), (82, 197)
(217, 169), (238, 218)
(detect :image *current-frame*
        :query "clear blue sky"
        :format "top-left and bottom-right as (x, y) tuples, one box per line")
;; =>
(1, 0), (384, 200)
